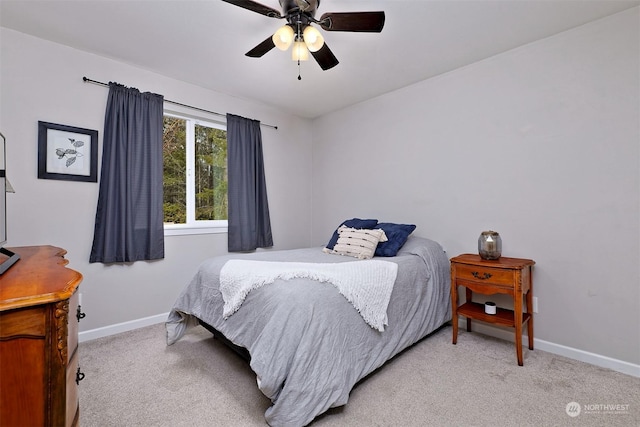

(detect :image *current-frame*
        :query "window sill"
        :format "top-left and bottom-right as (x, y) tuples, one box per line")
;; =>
(164, 225), (227, 236)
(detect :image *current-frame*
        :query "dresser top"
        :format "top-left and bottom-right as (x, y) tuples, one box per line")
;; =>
(0, 245), (82, 311)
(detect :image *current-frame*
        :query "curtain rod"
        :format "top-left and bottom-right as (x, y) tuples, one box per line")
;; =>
(82, 77), (278, 130)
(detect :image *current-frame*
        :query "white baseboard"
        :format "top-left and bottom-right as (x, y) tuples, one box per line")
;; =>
(461, 319), (640, 378)
(80, 313), (639, 378)
(79, 312), (169, 343)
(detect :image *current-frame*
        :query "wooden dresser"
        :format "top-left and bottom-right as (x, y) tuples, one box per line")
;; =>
(0, 246), (83, 426)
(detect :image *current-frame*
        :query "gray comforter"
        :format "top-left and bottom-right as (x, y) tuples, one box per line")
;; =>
(166, 236), (451, 426)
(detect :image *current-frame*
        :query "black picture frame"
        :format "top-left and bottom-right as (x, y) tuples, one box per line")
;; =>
(38, 121), (98, 182)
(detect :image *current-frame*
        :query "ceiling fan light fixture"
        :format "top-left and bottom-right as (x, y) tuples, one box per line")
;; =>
(272, 25), (294, 50)
(291, 40), (309, 61)
(303, 25), (324, 52)
(227, 0), (384, 72)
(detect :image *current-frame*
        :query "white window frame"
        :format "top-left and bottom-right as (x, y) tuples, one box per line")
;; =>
(163, 111), (228, 236)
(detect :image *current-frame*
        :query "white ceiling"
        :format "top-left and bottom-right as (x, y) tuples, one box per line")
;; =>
(1, 0), (638, 118)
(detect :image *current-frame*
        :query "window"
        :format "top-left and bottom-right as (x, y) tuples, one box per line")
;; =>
(163, 113), (228, 235)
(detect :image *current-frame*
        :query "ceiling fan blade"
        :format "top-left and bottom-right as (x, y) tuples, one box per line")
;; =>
(246, 36), (276, 57)
(319, 11), (385, 32)
(311, 43), (339, 71)
(221, 0), (283, 18)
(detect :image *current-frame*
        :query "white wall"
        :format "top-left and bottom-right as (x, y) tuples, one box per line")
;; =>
(0, 28), (314, 332)
(311, 9), (639, 365)
(2, 8), (638, 369)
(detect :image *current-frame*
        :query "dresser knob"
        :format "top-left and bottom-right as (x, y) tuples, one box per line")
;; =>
(76, 305), (86, 322)
(76, 367), (85, 384)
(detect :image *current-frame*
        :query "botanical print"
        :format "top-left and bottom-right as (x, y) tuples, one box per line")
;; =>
(46, 129), (89, 175)
(56, 137), (85, 167)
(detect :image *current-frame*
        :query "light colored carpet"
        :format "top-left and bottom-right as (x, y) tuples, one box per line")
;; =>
(79, 323), (639, 426)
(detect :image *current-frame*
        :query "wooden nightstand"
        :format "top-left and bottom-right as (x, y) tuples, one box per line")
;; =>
(450, 254), (535, 366)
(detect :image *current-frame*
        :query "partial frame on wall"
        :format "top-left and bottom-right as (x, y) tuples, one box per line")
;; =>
(37, 121), (98, 182)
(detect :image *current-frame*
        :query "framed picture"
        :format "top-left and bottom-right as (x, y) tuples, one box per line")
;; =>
(38, 121), (98, 182)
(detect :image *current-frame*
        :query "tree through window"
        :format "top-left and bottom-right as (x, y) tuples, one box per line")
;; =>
(163, 114), (227, 229)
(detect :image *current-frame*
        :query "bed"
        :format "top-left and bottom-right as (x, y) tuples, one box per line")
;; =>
(166, 232), (451, 426)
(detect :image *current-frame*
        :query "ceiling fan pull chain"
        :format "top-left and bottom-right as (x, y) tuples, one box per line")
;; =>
(298, 60), (302, 80)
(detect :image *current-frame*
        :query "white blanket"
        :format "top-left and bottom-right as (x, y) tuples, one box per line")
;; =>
(219, 259), (399, 331)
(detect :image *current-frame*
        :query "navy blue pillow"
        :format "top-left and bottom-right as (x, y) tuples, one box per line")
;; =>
(325, 218), (378, 250)
(374, 223), (416, 257)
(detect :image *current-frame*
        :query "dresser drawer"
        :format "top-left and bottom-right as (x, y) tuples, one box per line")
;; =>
(67, 291), (79, 362)
(66, 350), (80, 427)
(454, 264), (515, 287)
(0, 305), (47, 338)
(0, 336), (47, 426)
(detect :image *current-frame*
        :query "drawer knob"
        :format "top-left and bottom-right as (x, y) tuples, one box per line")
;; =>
(76, 305), (86, 322)
(472, 271), (492, 280)
(76, 367), (85, 384)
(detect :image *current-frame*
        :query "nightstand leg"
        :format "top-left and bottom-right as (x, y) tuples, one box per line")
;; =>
(452, 311), (458, 345)
(526, 290), (534, 350)
(515, 324), (523, 366)
(526, 276), (534, 350)
(465, 288), (472, 332)
(514, 292), (524, 366)
(451, 283), (458, 345)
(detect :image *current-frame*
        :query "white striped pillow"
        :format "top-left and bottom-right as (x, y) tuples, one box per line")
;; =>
(330, 226), (388, 259)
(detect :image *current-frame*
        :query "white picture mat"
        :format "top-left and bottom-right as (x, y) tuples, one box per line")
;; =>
(46, 128), (91, 176)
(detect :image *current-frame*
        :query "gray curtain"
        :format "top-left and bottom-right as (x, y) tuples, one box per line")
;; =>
(90, 83), (165, 263)
(227, 113), (273, 252)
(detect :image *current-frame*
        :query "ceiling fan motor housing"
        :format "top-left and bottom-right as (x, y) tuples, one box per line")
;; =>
(280, 0), (319, 17)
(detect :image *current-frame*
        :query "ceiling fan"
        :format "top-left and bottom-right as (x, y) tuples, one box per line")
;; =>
(221, 0), (385, 72)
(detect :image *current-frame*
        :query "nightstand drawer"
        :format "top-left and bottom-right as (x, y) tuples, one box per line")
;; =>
(454, 264), (514, 286)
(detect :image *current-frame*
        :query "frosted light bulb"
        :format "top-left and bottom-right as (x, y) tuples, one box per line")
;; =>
(272, 25), (294, 50)
(303, 26), (324, 52)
